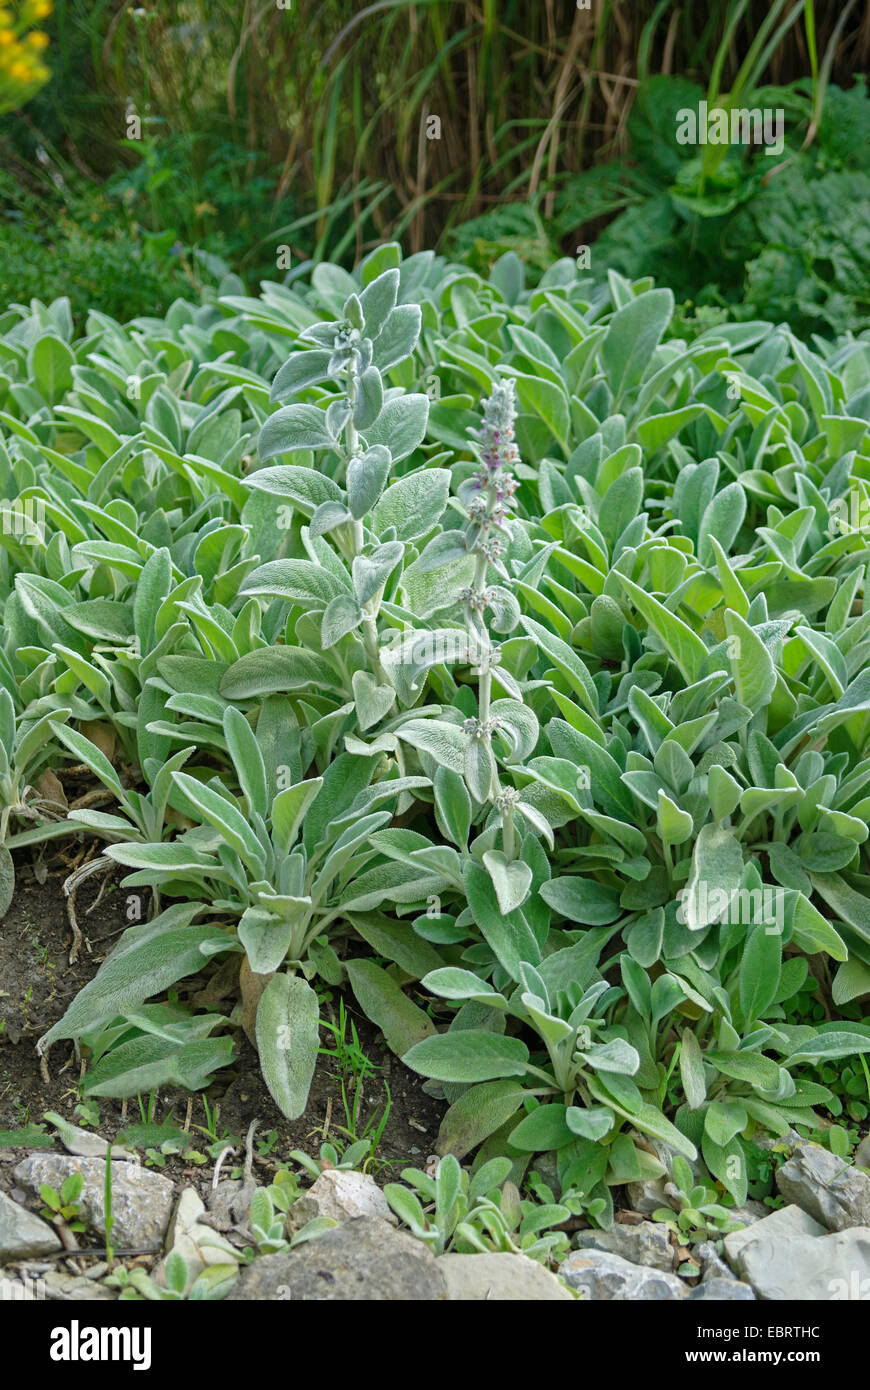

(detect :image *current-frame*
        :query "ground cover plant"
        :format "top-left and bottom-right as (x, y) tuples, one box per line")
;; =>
(0, 241), (869, 1237)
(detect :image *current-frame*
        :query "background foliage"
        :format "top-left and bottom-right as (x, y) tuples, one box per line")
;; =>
(1, 1), (869, 330)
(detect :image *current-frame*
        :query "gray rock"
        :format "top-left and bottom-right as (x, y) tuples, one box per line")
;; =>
(42, 1270), (115, 1301)
(626, 1178), (672, 1217)
(152, 1187), (211, 1295)
(572, 1220), (674, 1272)
(754, 1129), (803, 1154)
(13, 1156), (174, 1250)
(43, 1113), (137, 1162)
(560, 1248), (687, 1300)
(728, 1199), (767, 1227)
(206, 1179), (246, 1230)
(438, 1252), (573, 1300)
(227, 1217), (447, 1301)
(737, 1226), (870, 1301)
(689, 1277), (756, 1301)
(855, 1136), (870, 1172)
(696, 1241), (737, 1283)
(723, 1203), (825, 1274)
(776, 1142), (870, 1232)
(0, 1190), (62, 1262)
(165, 1186), (205, 1248)
(286, 1168), (396, 1234)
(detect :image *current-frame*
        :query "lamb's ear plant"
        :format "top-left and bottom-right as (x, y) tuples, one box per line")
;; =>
(40, 703), (440, 1116)
(393, 376), (546, 859)
(289, 1140), (374, 1178)
(245, 1186), (337, 1257)
(385, 1153), (574, 1264)
(651, 1155), (746, 1244)
(235, 268), (446, 736)
(0, 687), (73, 910)
(4, 249), (870, 1223)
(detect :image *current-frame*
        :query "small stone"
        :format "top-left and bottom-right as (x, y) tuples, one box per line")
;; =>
(0, 1190), (62, 1262)
(150, 1186), (212, 1295)
(559, 1248), (687, 1300)
(438, 1252), (573, 1300)
(43, 1114), (137, 1162)
(206, 1179), (244, 1230)
(696, 1241), (737, 1282)
(855, 1136), (870, 1171)
(13, 1155), (174, 1250)
(286, 1168), (396, 1233)
(776, 1142), (870, 1232)
(43, 1270), (115, 1301)
(165, 1187), (206, 1247)
(154, 1223), (238, 1295)
(227, 1217), (447, 1301)
(626, 1178), (672, 1217)
(572, 1220), (674, 1272)
(689, 1277), (756, 1301)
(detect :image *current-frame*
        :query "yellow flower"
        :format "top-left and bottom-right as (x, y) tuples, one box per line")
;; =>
(26, 31), (49, 48)
(0, 30), (14, 46)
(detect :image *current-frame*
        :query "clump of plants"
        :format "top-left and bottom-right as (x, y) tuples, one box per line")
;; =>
(0, 237), (867, 1230)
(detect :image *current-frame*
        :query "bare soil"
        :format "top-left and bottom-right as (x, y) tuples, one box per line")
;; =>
(0, 854), (445, 1186)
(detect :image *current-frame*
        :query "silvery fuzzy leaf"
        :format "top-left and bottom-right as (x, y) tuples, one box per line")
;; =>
(464, 734), (495, 803)
(241, 558), (351, 608)
(326, 398), (352, 437)
(379, 626), (472, 698)
(244, 463), (345, 516)
(487, 585), (521, 633)
(347, 444), (392, 520)
(321, 593), (364, 648)
(343, 293), (364, 330)
(259, 404), (334, 459)
(490, 698), (539, 763)
(352, 541), (404, 605)
(482, 850), (532, 915)
(396, 717), (468, 776)
(269, 349), (333, 402)
(238, 907), (297, 976)
(361, 392), (429, 463)
(300, 321), (342, 348)
(373, 468), (451, 541)
(351, 669), (396, 730)
(353, 365), (384, 431)
(412, 530), (469, 574)
(256, 973), (320, 1120)
(310, 499), (352, 538)
(359, 268), (400, 339)
(370, 303), (422, 371)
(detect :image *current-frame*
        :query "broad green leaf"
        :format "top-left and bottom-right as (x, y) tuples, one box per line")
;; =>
(436, 1081), (526, 1159)
(256, 972), (321, 1119)
(403, 1030), (531, 1083)
(345, 958), (436, 1056)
